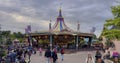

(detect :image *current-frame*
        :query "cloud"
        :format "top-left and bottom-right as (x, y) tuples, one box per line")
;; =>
(0, 0), (117, 37)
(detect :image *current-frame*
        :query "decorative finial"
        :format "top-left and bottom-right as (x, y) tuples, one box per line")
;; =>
(49, 18), (52, 30)
(77, 20), (80, 32)
(58, 3), (62, 17)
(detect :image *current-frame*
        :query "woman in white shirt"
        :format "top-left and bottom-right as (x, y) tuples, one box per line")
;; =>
(86, 53), (95, 63)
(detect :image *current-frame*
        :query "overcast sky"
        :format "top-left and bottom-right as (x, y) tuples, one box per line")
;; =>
(0, 0), (118, 37)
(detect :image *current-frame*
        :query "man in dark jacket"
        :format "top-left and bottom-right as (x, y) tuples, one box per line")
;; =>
(44, 48), (51, 63)
(52, 48), (58, 63)
(95, 50), (102, 61)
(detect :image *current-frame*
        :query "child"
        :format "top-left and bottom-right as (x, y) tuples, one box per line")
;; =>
(39, 47), (42, 56)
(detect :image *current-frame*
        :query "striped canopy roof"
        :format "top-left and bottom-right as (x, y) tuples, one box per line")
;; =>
(51, 8), (73, 32)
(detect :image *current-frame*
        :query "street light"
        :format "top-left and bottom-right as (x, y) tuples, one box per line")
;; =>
(73, 33), (78, 50)
(50, 32), (53, 50)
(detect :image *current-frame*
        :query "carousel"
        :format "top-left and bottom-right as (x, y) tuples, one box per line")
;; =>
(27, 8), (94, 49)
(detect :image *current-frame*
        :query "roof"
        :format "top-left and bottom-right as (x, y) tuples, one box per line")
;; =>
(30, 31), (94, 37)
(29, 8), (95, 37)
(51, 8), (73, 32)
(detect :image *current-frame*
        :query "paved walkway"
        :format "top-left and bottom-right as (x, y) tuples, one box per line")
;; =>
(30, 51), (96, 63)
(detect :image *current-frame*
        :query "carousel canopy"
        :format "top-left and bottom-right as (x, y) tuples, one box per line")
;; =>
(30, 8), (95, 37)
(51, 8), (73, 32)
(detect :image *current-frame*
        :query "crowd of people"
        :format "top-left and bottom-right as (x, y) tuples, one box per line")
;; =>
(0, 43), (65, 63)
(86, 49), (120, 63)
(0, 44), (37, 63)
(0, 43), (120, 63)
(85, 50), (104, 63)
(44, 47), (64, 63)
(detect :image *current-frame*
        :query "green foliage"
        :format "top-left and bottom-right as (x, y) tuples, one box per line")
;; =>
(93, 41), (101, 44)
(102, 30), (120, 39)
(1, 31), (11, 36)
(5, 38), (12, 45)
(101, 5), (120, 40)
(104, 19), (114, 27)
(105, 41), (111, 47)
(111, 6), (120, 18)
(93, 35), (97, 39)
(0, 31), (24, 57)
(0, 46), (6, 57)
(0, 31), (25, 45)
(0, 31), (11, 44)
(0, 50), (6, 57)
(12, 32), (24, 39)
(38, 39), (49, 44)
(68, 41), (75, 45)
(11, 32), (25, 42)
(104, 18), (120, 29)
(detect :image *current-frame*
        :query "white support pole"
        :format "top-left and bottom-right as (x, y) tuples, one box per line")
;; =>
(50, 35), (52, 50)
(76, 35), (79, 50)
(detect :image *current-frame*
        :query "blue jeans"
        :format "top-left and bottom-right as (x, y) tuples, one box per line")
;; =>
(46, 57), (50, 63)
(61, 54), (64, 60)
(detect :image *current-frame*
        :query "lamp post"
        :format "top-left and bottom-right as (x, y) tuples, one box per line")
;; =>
(28, 34), (31, 46)
(50, 33), (52, 50)
(73, 33), (78, 50)
(76, 34), (79, 50)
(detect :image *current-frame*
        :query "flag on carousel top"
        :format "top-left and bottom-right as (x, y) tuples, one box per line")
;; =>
(25, 25), (31, 34)
(77, 21), (80, 32)
(49, 20), (52, 31)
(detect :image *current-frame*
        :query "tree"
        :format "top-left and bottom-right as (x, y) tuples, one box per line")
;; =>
(101, 5), (120, 40)
(5, 38), (12, 45)
(0, 31), (11, 44)
(11, 32), (25, 42)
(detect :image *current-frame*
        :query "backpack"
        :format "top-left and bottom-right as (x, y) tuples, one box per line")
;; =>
(61, 49), (64, 54)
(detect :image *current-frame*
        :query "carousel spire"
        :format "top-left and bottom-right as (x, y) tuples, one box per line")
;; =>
(49, 18), (52, 31)
(77, 21), (80, 32)
(58, 7), (62, 17)
(51, 7), (73, 32)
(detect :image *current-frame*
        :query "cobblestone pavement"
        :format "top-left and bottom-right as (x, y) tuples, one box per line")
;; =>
(30, 51), (96, 63)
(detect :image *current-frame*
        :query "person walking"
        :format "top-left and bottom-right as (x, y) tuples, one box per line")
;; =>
(51, 48), (58, 63)
(1, 57), (5, 63)
(60, 48), (64, 61)
(112, 57), (119, 63)
(106, 51), (110, 59)
(96, 58), (105, 63)
(86, 53), (95, 63)
(5, 55), (11, 63)
(95, 50), (102, 61)
(112, 51), (119, 58)
(9, 50), (17, 63)
(27, 49), (32, 63)
(39, 47), (42, 56)
(44, 48), (51, 63)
